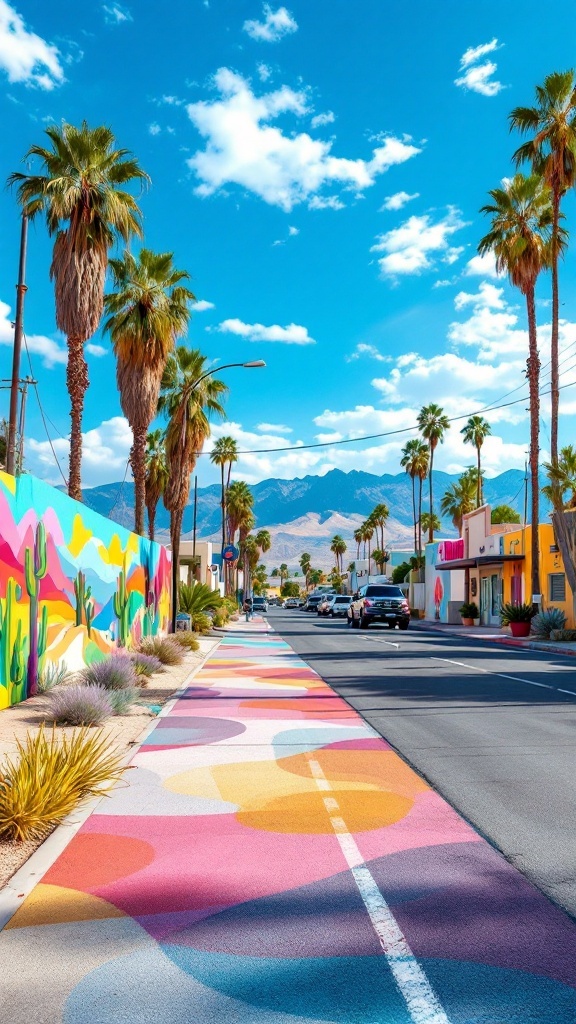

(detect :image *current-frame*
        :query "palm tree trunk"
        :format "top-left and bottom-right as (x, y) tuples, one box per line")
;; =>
(220, 463), (226, 577)
(428, 443), (434, 543)
(67, 335), (88, 502)
(527, 286), (541, 601)
(551, 190), (560, 466)
(131, 424), (147, 536)
(170, 506), (184, 632)
(411, 473), (417, 556)
(146, 499), (156, 542)
(418, 476), (423, 558)
(476, 445), (481, 508)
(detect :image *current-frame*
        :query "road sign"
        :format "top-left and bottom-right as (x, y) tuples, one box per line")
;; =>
(223, 544), (239, 562)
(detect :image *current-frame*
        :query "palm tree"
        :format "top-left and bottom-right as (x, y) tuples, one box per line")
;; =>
(371, 548), (384, 573)
(479, 172), (557, 602)
(279, 563), (289, 584)
(370, 503), (389, 553)
(159, 347), (228, 624)
(417, 403), (450, 543)
(8, 122), (148, 500)
(222, 480), (253, 598)
(353, 528), (363, 558)
(330, 535), (347, 573)
(210, 435), (239, 572)
(460, 416), (492, 508)
(299, 552), (311, 588)
(401, 438), (429, 558)
(543, 445), (576, 509)
(144, 429), (168, 541)
(511, 71), (576, 465)
(440, 473), (478, 534)
(103, 249), (194, 534)
(421, 512), (441, 538)
(255, 529), (271, 561)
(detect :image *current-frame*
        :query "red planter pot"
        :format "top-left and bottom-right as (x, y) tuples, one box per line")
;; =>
(509, 621), (531, 638)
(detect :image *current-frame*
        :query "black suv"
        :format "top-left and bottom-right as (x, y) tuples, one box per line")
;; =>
(348, 584), (410, 630)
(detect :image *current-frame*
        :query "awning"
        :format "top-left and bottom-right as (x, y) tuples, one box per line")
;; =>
(434, 554), (525, 571)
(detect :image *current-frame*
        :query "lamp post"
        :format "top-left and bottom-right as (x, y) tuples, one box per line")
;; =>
(170, 359), (266, 632)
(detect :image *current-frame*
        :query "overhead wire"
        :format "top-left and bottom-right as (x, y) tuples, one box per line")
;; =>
(22, 332), (68, 488)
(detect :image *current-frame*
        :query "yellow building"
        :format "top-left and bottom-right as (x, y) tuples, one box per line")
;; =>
(499, 523), (574, 627)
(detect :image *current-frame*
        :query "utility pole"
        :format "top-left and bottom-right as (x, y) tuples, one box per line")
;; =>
(6, 214), (28, 476)
(17, 376), (36, 474)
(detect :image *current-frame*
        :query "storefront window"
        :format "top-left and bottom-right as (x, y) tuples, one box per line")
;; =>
(491, 574), (502, 616)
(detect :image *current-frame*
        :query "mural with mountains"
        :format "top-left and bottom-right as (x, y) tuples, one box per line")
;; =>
(81, 468), (543, 570)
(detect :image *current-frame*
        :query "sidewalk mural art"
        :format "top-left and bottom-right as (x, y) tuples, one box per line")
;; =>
(0, 472), (171, 709)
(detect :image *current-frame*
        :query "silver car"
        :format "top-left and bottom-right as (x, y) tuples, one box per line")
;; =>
(325, 594), (353, 617)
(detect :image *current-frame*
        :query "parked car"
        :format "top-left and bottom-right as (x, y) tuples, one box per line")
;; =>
(325, 594), (353, 618)
(304, 590), (335, 612)
(316, 594), (333, 615)
(348, 584), (410, 630)
(282, 597), (300, 608)
(252, 597), (268, 613)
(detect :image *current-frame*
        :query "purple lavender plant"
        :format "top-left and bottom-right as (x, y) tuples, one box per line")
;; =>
(50, 685), (113, 726)
(82, 653), (137, 690)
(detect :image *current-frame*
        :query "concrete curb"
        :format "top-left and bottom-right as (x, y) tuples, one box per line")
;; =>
(0, 637), (221, 933)
(411, 621), (576, 659)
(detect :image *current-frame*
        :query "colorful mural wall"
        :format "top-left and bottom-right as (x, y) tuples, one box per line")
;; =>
(0, 472), (171, 710)
(424, 541), (465, 623)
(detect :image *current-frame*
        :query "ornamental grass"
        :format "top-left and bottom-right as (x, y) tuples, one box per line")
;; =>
(171, 630), (200, 652)
(0, 725), (125, 842)
(50, 684), (113, 726)
(137, 636), (184, 665)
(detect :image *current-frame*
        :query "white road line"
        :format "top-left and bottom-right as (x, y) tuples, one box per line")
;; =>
(430, 657), (555, 690)
(558, 688), (576, 696)
(357, 636), (400, 649)
(307, 757), (451, 1024)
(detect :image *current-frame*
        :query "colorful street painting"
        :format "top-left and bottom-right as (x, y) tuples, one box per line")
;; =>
(3, 623), (576, 1022)
(0, 472), (171, 709)
(425, 540), (465, 622)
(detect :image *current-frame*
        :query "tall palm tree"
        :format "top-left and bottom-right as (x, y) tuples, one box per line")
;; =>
(299, 552), (311, 588)
(255, 529), (271, 560)
(479, 172), (557, 601)
(211, 435), (239, 588)
(543, 445), (576, 508)
(159, 347), (228, 623)
(461, 416), (492, 508)
(511, 71), (576, 465)
(353, 528), (363, 558)
(401, 438), (429, 558)
(103, 249), (194, 534)
(227, 480), (254, 544)
(370, 503), (389, 553)
(417, 403), (450, 543)
(361, 520), (375, 569)
(8, 122), (148, 500)
(330, 534), (347, 573)
(279, 563), (289, 584)
(440, 473), (478, 534)
(144, 428), (168, 541)
(420, 512), (441, 537)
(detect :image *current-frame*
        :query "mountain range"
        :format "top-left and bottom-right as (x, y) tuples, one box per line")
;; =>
(81, 467), (538, 570)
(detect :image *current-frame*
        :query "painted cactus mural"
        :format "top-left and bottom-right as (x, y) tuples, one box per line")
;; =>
(0, 472), (171, 709)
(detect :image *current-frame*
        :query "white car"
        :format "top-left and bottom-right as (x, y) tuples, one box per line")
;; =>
(324, 594), (353, 618)
(282, 597), (299, 608)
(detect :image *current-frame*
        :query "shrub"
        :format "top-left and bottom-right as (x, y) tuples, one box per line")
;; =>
(131, 652), (164, 677)
(138, 636), (184, 665)
(459, 602), (479, 619)
(108, 686), (140, 715)
(50, 685), (113, 726)
(212, 609), (228, 628)
(550, 629), (576, 642)
(531, 608), (567, 639)
(178, 582), (222, 615)
(500, 602), (536, 626)
(38, 661), (69, 693)
(191, 611), (212, 634)
(172, 630), (200, 652)
(82, 653), (137, 690)
(0, 725), (125, 842)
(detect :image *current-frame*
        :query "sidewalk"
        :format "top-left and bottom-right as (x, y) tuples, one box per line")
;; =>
(413, 618), (576, 658)
(2, 619), (576, 1022)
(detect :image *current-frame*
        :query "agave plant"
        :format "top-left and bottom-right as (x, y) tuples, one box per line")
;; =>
(531, 607), (567, 639)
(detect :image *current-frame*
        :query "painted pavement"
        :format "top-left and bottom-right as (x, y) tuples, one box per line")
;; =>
(2, 621), (576, 1023)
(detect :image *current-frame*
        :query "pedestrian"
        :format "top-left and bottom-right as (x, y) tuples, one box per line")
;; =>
(243, 596), (253, 622)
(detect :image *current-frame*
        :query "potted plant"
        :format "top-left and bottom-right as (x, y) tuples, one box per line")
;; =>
(500, 602), (535, 638)
(459, 602), (476, 627)
(468, 602), (479, 625)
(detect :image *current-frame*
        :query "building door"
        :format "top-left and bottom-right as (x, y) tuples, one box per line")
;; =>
(490, 574), (502, 625)
(480, 577), (490, 625)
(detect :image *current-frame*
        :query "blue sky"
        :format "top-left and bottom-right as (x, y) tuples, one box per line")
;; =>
(1, 0), (576, 490)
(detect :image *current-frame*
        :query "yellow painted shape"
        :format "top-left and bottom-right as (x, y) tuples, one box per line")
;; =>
(163, 766), (225, 801)
(6, 884), (125, 928)
(0, 471), (16, 494)
(278, 749), (429, 799)
(238, 788), (413, 834)
(69, 514), (93, 558)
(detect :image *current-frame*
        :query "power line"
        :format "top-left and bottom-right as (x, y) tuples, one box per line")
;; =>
(22, 333), (68, 488)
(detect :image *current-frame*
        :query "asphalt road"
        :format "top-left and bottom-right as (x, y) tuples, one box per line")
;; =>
(269, 606), (576, 919)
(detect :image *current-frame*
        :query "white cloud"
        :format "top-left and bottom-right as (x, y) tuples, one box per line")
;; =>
(191, 299), (215, 311)
(464, 251), (500, 279)
(460, 38), (501, 68)
(257, 62), (272, 81)
(0, 298), (66, 367)
(379, 190), (419, 211)
(257, 422), (293, 434)
(186, 68), (420, 211)
(102, 3), (132, 24)
(455, 60), (504, 97)
(85, 343), (107, 357)
(0, 0), (64, 89)
(217, 318), (315, 345)
(371, 206), (468, 278)
(308, 195), (345, 211)
(288, 225), (299, 236)
(148, 122), (161, 135)
(311, 110), (335, 128)
(28, 416), (132, 488)
(243, 5), (298, 42)
(346, 343), (388, 363)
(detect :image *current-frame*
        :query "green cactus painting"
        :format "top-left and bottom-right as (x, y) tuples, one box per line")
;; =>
(113, 562), (130, 647)
(74, 570), (93, 629)
(25, 521), (48, 697)
(0, 577), (27, 702)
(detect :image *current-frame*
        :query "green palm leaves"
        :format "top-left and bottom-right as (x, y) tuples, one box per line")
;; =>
(417, 404), (450, 543)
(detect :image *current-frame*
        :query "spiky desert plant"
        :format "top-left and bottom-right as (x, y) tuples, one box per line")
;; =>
(171, 630), (200, 651)
(178, 582), (222, 615)
(0, 725), (125, 842)
(37, 661), (69, 693)
(138, 635), (184, 665)
(131, 652), (164, 677)
(531, 607), (567, 639)
(82, 653), (137, 690)
(50, 685), (113, 726)
(190, 611), (212, 635)
(108, 686), (140, 715)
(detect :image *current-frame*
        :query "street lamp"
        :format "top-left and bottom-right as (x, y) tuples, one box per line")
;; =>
(170, 358), (266, 631)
